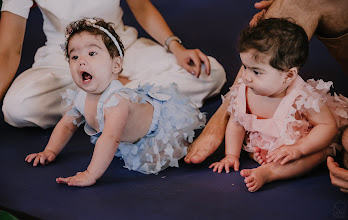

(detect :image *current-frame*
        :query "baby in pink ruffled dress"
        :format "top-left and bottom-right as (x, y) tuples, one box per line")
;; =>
(210, 18), (348, 192)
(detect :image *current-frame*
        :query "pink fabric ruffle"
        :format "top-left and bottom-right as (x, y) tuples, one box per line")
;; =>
(226, 77), (348, 153)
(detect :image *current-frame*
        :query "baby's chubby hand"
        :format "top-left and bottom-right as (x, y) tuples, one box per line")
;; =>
(209, 154), (240, 173)
(56, 170), (97, 187)
(266, 144), (302, 165)
(25, 150), (57, 166)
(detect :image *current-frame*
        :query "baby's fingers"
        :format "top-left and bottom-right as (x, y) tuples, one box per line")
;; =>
(39, 155), (48, 165)
(25, 153), (38, 163)
(266, 150), (276, 159)
(217, 163), (226, 173)
(33, 155), (44, 167)
(209, 163), (220, 172)
(280, 155), (293, 165)
(56, 177), (73, 185)
(209, 162), (219, 169)
(270, 153), (285, 163)
(234, 161), (240, 171)
(224, 163), (230, 173)
(266, 153), (277, 163)
(267, 150), (286, 163)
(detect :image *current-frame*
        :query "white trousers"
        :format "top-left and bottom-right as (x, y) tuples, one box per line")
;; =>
(3, 38), (226, 128)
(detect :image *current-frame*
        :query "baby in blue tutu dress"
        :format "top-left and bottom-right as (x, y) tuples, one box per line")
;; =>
(25, 18), (206, 187)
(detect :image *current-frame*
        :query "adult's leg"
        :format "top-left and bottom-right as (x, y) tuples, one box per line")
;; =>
(184, 67), (244, 164)
(122, 38), (226, 108)
(184, 96), (230, 164)
(2, 67), (76, 128)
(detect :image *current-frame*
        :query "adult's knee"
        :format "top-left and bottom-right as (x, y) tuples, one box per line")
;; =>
(2, 91), (37, 128)
(209, 57), (227, 89)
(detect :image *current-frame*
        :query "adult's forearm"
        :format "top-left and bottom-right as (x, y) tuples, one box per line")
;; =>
(0, 53), (21, 100)
(127, 0), (173, 46)
(0, 12), (27, 100)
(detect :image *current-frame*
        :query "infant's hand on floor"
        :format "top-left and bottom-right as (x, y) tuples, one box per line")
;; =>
(25, 150), (56, 166)
(266, 144), (302, 165)
(209, 155), (240, 173)
(56, 170), (97, 187)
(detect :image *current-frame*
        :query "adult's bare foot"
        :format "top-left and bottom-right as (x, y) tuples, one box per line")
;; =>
(184, 127), (224, 164)
(185, 95), (230, 164)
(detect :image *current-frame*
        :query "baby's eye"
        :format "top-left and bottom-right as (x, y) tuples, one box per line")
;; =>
(253, 70), (261, 75)
(89, 52), (97, 56)
(243, 64), (247, 69)
(71, 55), (78, 60)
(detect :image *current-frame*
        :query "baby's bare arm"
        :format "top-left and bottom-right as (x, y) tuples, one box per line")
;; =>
(267, 102), (338, 164)
(57, 97), (129, 186)
(225, 116), (245, 159)
(295, 102), (338, 155)
(210, 115), (245, 173)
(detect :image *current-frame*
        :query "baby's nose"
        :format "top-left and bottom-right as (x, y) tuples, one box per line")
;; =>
(245, 75), (252, 82)
(79, 59), (86, 66)
(243, 72), (253, 83)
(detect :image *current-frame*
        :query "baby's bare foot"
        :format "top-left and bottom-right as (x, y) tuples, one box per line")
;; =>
(240, 166), (270, 192)
(252, 147), (268, 165)
(253, 147), (264, 165)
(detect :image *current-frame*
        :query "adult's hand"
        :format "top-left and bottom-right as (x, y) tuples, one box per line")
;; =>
(170, 42), (211, 78)
(249, 0), (274, 26)
(327, 156), (348, 193)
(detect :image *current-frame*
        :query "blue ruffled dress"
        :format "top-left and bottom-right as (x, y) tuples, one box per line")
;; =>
(62, 80), (206, 174)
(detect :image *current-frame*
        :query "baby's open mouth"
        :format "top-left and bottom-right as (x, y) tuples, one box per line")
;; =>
(82, 72), (92, 83)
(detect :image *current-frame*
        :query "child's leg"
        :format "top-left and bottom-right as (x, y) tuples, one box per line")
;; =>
(240, 148), (327, 192)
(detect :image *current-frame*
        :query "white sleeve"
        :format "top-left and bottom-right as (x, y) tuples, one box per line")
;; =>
(1, 0), (34, 19)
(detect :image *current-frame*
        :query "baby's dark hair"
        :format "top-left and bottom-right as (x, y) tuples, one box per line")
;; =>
(64, 17), (124, 60)
(238, 18), (309, 71)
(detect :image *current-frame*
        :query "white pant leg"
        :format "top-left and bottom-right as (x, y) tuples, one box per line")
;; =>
(2, 66), (76, 128)
(122, 38), (226, 108)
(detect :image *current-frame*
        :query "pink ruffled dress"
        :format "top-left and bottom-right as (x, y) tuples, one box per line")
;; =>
(226, 76), (348, 153)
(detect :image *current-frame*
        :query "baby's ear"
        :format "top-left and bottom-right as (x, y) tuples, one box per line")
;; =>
(112, 56), (122, 74)
(285, 67), (298, 82)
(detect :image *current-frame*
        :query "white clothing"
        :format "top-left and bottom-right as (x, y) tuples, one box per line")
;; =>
(2, 0), (226, 128)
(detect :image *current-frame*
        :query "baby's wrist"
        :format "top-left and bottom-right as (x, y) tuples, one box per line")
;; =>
(225, 154), (239, 159)
(45, 149), (57, 156)
(296, 142), (304, 156)
(86, 168), (101, 181)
